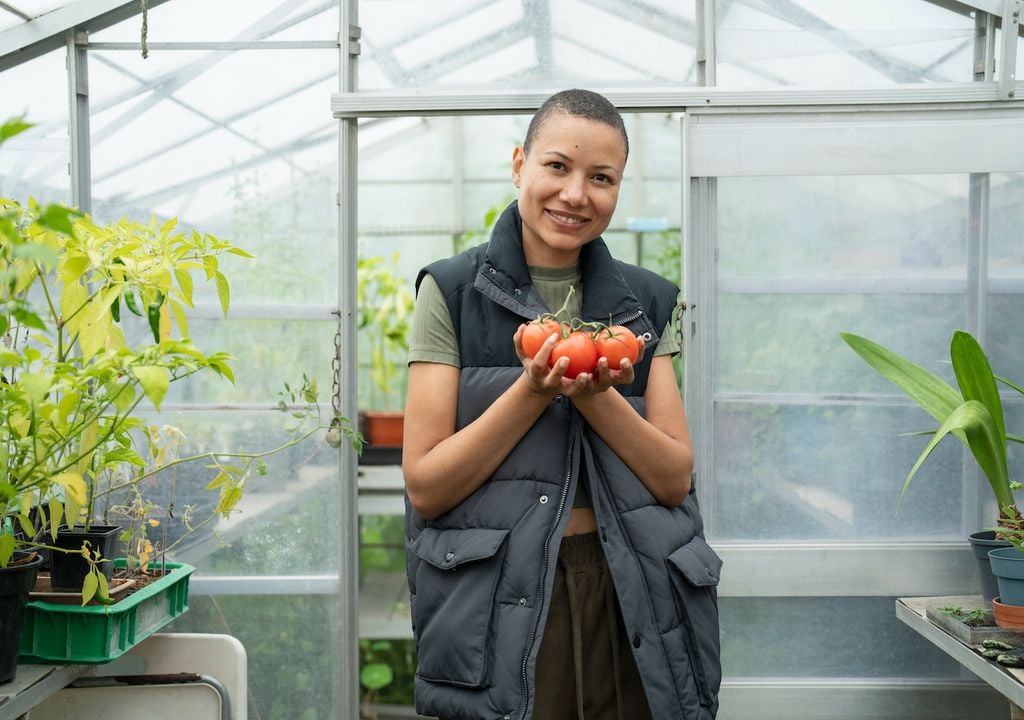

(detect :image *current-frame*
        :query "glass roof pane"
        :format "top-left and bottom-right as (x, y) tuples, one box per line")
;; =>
(91, 0), (336, 42)
(0, 48), (69, 204)
(360, 0), (698, 89)
(717, 0), (976, 87)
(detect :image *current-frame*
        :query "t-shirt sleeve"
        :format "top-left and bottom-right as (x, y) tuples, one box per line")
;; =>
(653, 292), (684, 358)
(407, 273), (461, 368)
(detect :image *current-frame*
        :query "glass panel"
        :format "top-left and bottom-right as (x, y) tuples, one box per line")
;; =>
(123, 410), (341, 576)
(988, 173), (1024, 375)
(717, 293), (965, 395)
(358, 0), (698, 89)
(716, 0), (975, 87)
(168, 594), (342, 720)
(88, 49), (338, 304)
(91, 0), (337, 42)
(111, 317), (335, 405)
(717, 176), (968, 280)
(713, 402), (963, 542)
(722, 597), (966, 678)
(0, 50), (70, 205)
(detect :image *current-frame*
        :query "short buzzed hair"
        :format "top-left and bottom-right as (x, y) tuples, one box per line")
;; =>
(523, 89), (629, 159)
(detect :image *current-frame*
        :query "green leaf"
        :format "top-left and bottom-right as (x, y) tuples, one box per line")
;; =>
(0, 117), (33, 143)
(174, 268), (194, 307)
(214, 271), (230, 317)
(840, 333), (962, 422)
(0, 533), (13, 568)
(898, 400), (1012, 513)
(38, 204), (78, 235)
(48, 498), (63, 541)
(998, 375), (1024, 398)
(227, 247), (255, 258)
(360, 663), (394, 691)
(132, 366), (169, 410)
(81, 570), (98, 606)
(12, 242), (59, 267)
(950, 330), (1005, 445)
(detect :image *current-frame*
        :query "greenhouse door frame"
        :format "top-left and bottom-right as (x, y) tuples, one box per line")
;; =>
(680, 101), (1024, 714)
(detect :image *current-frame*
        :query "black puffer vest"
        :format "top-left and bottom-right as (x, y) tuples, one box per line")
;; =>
(406, 203), (721, 720)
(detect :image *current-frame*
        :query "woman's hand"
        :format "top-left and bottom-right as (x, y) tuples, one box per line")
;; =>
(570, 334), (645, 397)
(513, 326), (645, 398)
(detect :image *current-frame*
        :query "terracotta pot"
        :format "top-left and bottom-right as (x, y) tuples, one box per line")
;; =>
(364, 411), (404, 447)
(992, 597), (1024, 629)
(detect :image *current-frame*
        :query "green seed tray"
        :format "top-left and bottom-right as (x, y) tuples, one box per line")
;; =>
(18, 560), (195, 664)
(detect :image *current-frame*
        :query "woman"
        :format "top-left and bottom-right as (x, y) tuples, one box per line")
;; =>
(403, 89), (721, 720)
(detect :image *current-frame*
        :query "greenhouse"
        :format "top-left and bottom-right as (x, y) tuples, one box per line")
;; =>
(0, 0), (1023, 718)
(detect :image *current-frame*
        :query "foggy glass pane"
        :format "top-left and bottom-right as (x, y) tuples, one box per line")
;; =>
(359, 0), (697, 89)
(713, 402), (963, 541)
(721, 597), (966, 678)
(990, 174), (1024, 281)
(0, 50), (70, 204)
(88, 49), (338, 291)
(717, 175), (969, 280)
(92, 0), (337, 42)
(168, 594), (342, 720)
(122, 410), (342, 575)
(717, 293), (964, 395)
(716, 0), (974, 87)
(112, 317), (336, 405)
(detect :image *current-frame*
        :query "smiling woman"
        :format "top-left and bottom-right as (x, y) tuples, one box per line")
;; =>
(401, 89), (718, 720)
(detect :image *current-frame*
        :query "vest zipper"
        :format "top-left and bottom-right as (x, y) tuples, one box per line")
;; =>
(519, 428), (575, 720)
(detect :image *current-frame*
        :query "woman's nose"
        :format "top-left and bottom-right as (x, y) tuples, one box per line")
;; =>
(559, 174), (587, 206)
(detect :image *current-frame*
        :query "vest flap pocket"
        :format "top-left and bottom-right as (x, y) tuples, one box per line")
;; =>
(409, 526), (509, 570)
(410, 527), (511, 688)
(667, 535), (722, 587)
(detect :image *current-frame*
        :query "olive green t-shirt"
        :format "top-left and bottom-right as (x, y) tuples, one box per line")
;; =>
(408, 264), (682, 367)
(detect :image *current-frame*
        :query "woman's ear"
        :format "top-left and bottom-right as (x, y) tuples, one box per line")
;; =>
(511, 146), (525, 188)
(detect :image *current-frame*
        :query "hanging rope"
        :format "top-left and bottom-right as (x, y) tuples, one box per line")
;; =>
(140, 0), (149, 59)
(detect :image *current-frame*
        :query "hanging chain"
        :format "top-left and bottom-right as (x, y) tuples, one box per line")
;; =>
(140, 0), (149, 59)
(326, 311), (344, 448)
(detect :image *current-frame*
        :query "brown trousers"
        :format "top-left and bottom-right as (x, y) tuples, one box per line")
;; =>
(532, 532), (652, 720)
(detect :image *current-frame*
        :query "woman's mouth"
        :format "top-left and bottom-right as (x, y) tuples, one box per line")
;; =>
(546, 210), (587, 226)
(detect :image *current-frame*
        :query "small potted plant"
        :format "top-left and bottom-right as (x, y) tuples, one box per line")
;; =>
(841, 329), (1022, 601)
(357, 253), (413, 449)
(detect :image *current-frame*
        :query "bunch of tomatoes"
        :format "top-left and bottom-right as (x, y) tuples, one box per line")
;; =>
(520, 316), (641, 380)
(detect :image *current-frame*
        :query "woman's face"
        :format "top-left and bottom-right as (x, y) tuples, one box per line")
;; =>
(511, 111), (626, 267)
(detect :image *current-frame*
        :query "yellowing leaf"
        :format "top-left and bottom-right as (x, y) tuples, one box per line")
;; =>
(132, 366), (169, 410)
(48, 497), (63, 541)
(170, 299), (189, 339)
(174, 268), (194, 307)
(58, 391), (80, 422)
(52, 471), (87, 507)
(159, 303), (171, 342)
(60, 280), (88, 335)
(81, 571), (98, 606)
(215, 271), (230, 317)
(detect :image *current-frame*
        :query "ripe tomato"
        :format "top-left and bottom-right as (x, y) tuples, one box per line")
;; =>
(521, 318), (563, 359)
(549, 330), (598, 379)
(594, 325), (640, 368)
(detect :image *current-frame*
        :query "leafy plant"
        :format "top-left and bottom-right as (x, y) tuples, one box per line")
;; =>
(840, 329), (1022, 527)
(357, 254), (413, 411)
(0, 117), (357, 602)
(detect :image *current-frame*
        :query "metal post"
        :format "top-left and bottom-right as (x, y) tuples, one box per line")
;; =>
(966, 7), (994, 533)
(998, 0), (1020, 98)
(696, 0), (716, 86)
(66, 28), (91, 213)
(337, 0), (360, 718)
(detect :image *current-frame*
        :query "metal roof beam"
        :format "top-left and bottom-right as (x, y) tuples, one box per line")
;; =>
(0, 0), (173, 71)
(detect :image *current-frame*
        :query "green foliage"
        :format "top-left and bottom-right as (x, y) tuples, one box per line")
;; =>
(0, 117), (356, 589)
(357, 254), (414, 411)
(841, 329), (1022, 525)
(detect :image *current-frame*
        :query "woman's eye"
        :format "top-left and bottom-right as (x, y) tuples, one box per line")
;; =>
(548, 161), (565, 171)
(593, 174), (609, 183)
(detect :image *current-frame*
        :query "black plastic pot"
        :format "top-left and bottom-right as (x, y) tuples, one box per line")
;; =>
(0, 551), (43, 684)
(969, 530), (1012, 602)
(50, 525), (121, 592)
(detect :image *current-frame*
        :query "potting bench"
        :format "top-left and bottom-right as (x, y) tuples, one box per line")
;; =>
(0, 664), (91, 720)
(897, 596), (1024, 718)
